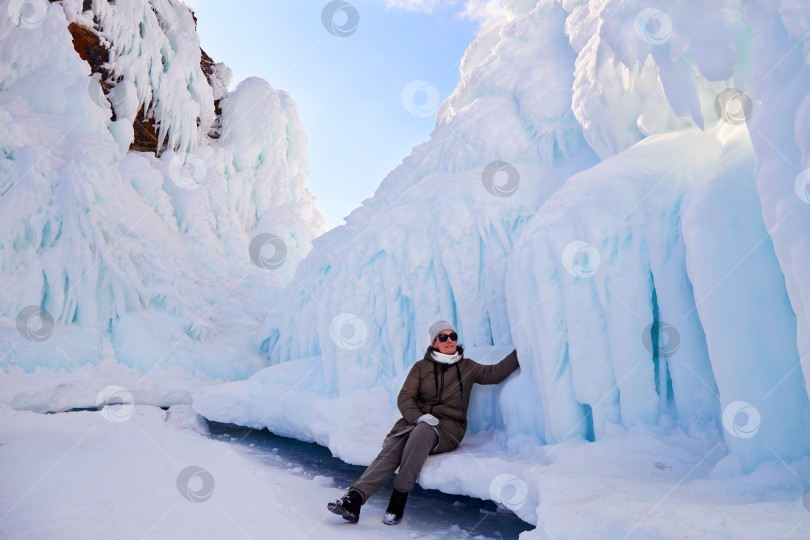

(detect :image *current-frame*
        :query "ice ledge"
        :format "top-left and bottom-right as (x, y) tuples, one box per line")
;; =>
(191, 348), (810, 537)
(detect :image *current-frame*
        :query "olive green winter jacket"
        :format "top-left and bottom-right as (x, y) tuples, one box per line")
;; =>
(384, 347), (519, 454)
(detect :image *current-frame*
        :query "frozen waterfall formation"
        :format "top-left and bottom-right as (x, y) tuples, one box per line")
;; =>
(0, 0), (324, 379)
(242, 0), (810, 479)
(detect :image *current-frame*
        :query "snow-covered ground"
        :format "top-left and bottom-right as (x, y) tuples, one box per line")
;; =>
(3, 399), (807, 539)
(1, 403), (516, 539)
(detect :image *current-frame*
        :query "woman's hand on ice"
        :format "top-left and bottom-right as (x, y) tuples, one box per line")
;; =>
(416, 413), (439, 426)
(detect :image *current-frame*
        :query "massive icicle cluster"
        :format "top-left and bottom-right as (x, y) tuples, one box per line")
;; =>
(505, 0), (810, 473)
(0, 0), (323, 380)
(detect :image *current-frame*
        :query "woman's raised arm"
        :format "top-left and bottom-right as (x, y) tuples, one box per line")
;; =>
(471, 349), (519, 385)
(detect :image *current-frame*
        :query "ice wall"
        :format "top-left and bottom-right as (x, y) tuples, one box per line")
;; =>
(682, 129), (810, 472)
(744, 1), (810, 410)
(260, 1), (599, 398)
(250, 0), (810, 474)
(505, 0), (810, 471)
(0, 0), (323, 379)
(507, 128), (723, 445)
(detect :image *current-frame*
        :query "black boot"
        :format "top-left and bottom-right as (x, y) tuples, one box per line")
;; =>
(383, 489), (408, 525)
(327, 489), (363, 523)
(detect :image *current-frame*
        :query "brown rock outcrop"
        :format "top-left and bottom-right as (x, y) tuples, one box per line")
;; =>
(61, 3), (222, 154)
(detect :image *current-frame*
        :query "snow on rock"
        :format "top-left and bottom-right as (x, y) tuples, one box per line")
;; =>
(92, 0), (215, 154)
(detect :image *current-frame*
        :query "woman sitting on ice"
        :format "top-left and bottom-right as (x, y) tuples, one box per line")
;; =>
(327, 320), (520, 525)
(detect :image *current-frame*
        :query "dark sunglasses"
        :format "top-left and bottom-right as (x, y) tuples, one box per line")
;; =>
(437, 332), (458, 342)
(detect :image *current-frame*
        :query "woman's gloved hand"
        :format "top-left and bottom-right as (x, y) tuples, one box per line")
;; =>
(416, 413), (439, 426)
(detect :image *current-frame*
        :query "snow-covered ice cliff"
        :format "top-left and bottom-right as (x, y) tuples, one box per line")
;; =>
(0, 0), (324, 391)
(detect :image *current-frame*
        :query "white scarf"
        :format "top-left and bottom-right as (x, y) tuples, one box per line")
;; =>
(431, 350), (461, 365)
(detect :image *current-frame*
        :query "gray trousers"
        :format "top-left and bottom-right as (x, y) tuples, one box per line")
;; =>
(350, 422), (439, 503)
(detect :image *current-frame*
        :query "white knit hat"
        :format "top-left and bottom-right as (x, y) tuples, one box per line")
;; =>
(429, 320), (457, 343)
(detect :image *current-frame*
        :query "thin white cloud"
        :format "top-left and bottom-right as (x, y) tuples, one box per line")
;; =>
(382, 0), (505, 22)
(384, 0), (447, 13)
(457, 0), (505, 22)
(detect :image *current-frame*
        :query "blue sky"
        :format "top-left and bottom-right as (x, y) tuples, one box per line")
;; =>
(185, 0), (490, 231)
